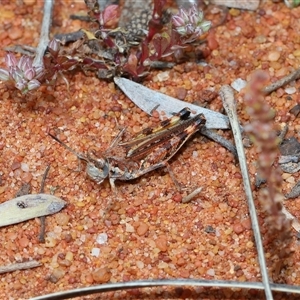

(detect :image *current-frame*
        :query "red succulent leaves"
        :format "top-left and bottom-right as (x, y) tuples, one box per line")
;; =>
(0, 1), (212, 92)
(99, 5), (120, 28)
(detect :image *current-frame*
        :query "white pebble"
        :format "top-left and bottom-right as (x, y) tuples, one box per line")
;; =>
(231, 78), (247, 92)
(125, 223), (135, 233)
(136, 261), (144, 269)
(21, 163), (29, 172)
(96, 233), (108, 244)
(91, 248), (100, 257)
(156, 71), (170, 82)
(285, 87), (296, 95)
(206, 268), (215, 276)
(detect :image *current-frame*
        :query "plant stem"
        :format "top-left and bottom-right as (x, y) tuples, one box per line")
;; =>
(220, 85), (273, 300)
(33, 0), (55, 68)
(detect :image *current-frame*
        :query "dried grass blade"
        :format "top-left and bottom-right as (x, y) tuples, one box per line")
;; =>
(0, 260), (42, 274)
(219, 85), (273, 300)
(33, 0), (54, 67)
(114, 77), (230, 129)
(0, 194), (66, 227)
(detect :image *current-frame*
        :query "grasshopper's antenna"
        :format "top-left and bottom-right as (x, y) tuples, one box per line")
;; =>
(48, 132), (88, 162)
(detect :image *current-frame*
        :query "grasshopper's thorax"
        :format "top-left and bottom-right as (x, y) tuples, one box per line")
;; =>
(86, 148), (109, 184)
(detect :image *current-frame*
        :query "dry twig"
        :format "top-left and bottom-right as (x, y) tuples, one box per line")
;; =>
(263, 68), (300, 94)
(182, 187), (202, 203)
(33, 0), (54, 67)
(39, 165), (51, 243)
(219, 85), (273, 300)
(0, 260), (41, 274)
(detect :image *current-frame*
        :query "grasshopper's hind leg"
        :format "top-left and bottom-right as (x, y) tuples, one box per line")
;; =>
(165, 162), (186, 191)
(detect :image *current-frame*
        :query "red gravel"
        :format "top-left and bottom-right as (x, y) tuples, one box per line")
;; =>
(0, 1), (300, 299)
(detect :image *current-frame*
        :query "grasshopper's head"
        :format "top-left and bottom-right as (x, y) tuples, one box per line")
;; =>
(86, 148), (109, 184)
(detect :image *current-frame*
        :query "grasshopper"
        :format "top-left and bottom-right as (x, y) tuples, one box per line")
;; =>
(49, 108), (206, 190)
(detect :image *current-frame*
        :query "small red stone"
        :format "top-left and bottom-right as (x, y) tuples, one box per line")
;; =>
(207, 34), (219, 51)
(233, 223), (245, 234)
(172, 193), (182, 203)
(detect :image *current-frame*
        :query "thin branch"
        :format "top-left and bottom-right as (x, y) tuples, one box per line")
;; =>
(39, 165), (51, 243)
(33, 0), (55, 67)
(219, 85), (273, 300)
(182, 187), (202, 203)
(0, 260), (41, 274)
(4, 45), (36, 56)
(263, 68), (300, 95)
(201, 127), (238, 159)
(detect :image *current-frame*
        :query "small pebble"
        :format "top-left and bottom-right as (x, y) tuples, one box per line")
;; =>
(57, 258), (72, 267)
(11, 161), (21, 171)
(176, 87), (187, 100)
(136, 261), (144, 269)
(21, 163), (29, 172)
(282, 173), (292, 180)
(155, 236), (168, 252)
(207, 34), (219, 50)
(91, 248), (101, 257)
(172, 193), (182, 203)
(286, 176), (295, 184)
(253, 35), (267, 44)
(229, 8), (240, 16)
(23, 0), (36, 4)
(92, 267), (112, 283)
(231, 78), (247, 92)
(267, 51), (281, 62)
(275, 67), (288, 77)
(233, 223), (244, 234)
(96, 233), (108, 244)
(285, 87), (297, 95)
(176, 257), (186, 267)
(206, 268), (215, 276)
(8, 27), (23, 40)
(125, 223), (135, 233)
(136, 222), (149, 236)
(55, 213), (70, 226)
(293, 49), (300, 57)
(20, 172), (32, 183)
(65, 252), (73, 261)
(156, 71), (170, 82)
(0, 186), (6, 194)
(19, 237), (29, 248)
(48, 268), (65, 283)
(45, 236), (57, 248)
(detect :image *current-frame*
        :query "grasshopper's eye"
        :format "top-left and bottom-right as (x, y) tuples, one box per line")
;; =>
(86, 149), (109, 184)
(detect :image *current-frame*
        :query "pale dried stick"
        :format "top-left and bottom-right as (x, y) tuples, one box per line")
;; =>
(0, 260), (41, 274)
(210, 0), (259, 10)
(182, 187), (202, 203)
(263, 68), (300, 94)
(39, 165), (51, 243)
(4, 45), (36, 56)
(33, 0), (55, 67)
(219, 85), (273, 300)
